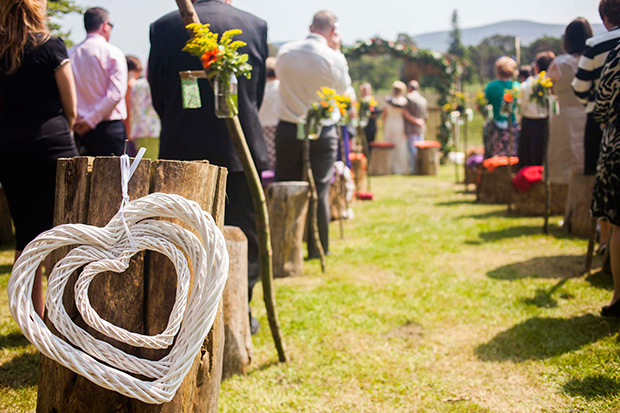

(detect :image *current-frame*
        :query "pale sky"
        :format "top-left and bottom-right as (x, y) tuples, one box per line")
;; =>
(61, 0), (601, 64)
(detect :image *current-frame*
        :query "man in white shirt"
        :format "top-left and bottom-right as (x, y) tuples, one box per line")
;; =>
(70, 7), (127, 156)
(275, 10), (351, 259)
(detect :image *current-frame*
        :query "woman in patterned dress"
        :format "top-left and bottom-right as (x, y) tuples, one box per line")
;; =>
(592, 41), (620, 317)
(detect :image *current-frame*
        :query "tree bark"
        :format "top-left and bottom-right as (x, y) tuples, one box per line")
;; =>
(266, 182), (310, 278)
(221, 226), (253, 378)
(417, 147), (440, 176)
(37, 157), (227, 412)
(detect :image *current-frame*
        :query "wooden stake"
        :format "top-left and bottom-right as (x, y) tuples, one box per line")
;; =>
(303, 120), (327, 273)
(174, 0), (286, 362)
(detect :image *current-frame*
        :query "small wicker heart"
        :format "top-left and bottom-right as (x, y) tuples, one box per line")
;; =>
(8, 193), (228, 404)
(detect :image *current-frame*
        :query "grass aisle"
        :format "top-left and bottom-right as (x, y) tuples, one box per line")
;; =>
(0, 166), (618, 411)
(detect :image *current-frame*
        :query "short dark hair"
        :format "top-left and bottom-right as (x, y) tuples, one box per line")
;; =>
(563, 18), (593, 54)
(84, 7), (108, 33)
(126, 55), (142, 73)
(518, 65), (532, 79)
(600, 0), (620, 27)
(534, 51), (556, 72)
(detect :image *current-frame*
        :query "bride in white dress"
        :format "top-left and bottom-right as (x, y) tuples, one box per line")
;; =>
(383, 81), (410, 174)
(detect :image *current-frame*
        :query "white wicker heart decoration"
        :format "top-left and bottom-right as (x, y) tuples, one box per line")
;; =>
(7, 190), (229, 404)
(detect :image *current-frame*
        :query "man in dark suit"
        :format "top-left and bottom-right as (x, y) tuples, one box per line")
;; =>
(148, 0), (269, 334)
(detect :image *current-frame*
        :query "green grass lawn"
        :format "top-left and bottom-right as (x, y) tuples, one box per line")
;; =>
(1, 166), (618, 412)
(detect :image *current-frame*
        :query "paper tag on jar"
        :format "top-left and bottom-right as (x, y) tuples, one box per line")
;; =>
(181, 77), (202, 109)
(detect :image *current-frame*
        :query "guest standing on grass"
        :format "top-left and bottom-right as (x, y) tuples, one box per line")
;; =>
(405, 80), (428, 174)
(591, 41), (620, 317)
(572, 0), (620, 255)
(275, 10), (351, 259)
(0, 0), (79, 317)
(148, 0), (269, 335)
(484, 56), (520, 159)
(258, 57), (279, 170)
(124, 55), (160, 158)
(70, 7), (127, 156)
(546, 18), (592, 187)
(359, 83), (378, 147)
(517, 51), (555, 170)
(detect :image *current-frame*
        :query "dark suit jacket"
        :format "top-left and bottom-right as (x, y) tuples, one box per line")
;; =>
(148, 0), (269, 172)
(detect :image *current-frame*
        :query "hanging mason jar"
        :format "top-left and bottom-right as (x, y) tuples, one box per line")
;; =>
(214, 72), (238, 118)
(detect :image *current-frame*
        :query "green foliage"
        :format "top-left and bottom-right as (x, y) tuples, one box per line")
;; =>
(522, 35), (563, 65)
(448, 9), (467, 59)
(468, 34), (516, 83)
(347, 54), (402, 91)
(46, 0), (83, 45)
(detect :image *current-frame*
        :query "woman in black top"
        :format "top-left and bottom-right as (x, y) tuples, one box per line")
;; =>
(0, 0), (78, 316)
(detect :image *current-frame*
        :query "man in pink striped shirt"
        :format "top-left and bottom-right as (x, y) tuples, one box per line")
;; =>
(69, 7), (127, 156)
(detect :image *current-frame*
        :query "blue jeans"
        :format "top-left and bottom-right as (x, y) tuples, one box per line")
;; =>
(408, 133), (424, 174)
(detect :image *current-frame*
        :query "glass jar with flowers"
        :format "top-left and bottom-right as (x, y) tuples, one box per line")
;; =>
(183, 23), (252, 118)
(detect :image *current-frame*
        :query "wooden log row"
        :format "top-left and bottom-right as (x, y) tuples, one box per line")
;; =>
(266, 182), (309, 279)
(38, 157), (228, 413)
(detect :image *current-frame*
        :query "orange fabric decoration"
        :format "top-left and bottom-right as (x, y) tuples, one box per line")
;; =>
(482, 156), (519, 173)
(414, 140), (441, 149)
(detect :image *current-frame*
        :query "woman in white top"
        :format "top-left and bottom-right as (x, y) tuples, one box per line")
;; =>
(517, 51), (555, 170)
(547, 18), (593, 185)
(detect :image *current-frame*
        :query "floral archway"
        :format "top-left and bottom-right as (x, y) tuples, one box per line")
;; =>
(345, 37), (465, 152)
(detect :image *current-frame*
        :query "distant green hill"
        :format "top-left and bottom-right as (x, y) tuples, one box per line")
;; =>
(413, 19), (605, 52)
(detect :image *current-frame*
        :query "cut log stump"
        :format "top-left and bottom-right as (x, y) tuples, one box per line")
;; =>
(222, 226), (253, 379)
(37, 157), (228, 413)
(563, 168), (595, 237)
(0, 185), (14, 245)
(415, 142), (441, 176)
(368, 142), (395, 176)
(351, 157), (368, 194)
(266, 182), (309, 278)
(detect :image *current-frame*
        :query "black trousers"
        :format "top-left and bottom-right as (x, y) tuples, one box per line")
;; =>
(584, 113), (604, 176)
(225, 171), (260, 301)
(77, 119), (127, 156)
(275, 121), (338, 257)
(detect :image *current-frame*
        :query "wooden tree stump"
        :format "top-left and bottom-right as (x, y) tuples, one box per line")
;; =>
(37, 157), (228, 412)
(221, 226), (253, 379)
(563, 168), (595, 237)
(266, 182), (309, 278)
(368, 143), (395, 176)
(0, 185), (14, 245)
(415, 142), (441, 176)
(351, 157), (368, 194)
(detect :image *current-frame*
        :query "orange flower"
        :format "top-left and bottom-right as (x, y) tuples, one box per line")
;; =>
(200, 48), (221, 69)
(503, 93), (513, 103)
(320, 101), (329, 108)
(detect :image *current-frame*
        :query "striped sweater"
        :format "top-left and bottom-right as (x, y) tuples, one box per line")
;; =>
(572, 28), (620, 113)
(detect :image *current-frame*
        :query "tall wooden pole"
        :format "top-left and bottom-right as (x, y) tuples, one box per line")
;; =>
(303, 121), (327, 273)
(174, 0), (286, 362)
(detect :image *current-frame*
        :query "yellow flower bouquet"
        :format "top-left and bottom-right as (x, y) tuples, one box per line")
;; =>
(183, 23), (252, 118)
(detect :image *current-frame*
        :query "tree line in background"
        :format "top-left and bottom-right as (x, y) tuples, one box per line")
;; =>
(347, 10), (563, 93)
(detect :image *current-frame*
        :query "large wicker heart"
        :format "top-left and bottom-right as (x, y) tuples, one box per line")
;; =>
(8, 193), (229, 404)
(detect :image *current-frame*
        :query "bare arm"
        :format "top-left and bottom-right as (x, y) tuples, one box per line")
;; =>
(55, 61), (77, 129)
(547, 60), (561, 84)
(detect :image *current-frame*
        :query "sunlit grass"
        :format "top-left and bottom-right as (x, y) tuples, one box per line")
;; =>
(0, 166), (618, 412)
